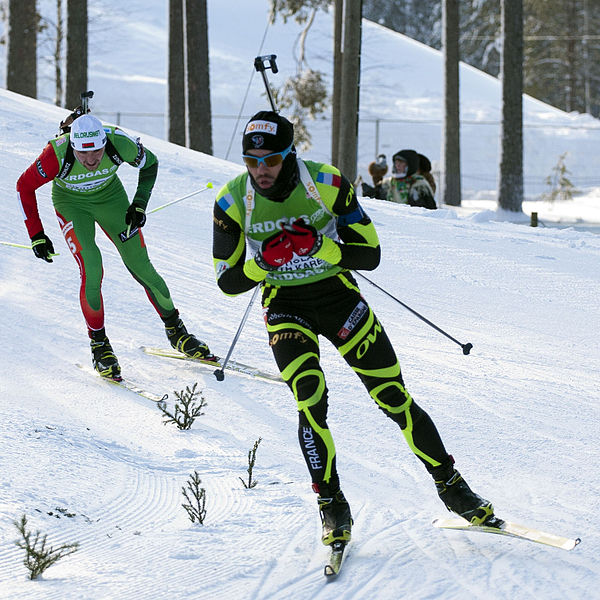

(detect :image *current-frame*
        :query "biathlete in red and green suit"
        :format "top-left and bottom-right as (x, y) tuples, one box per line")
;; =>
(212, 110), (494, 546)
(17, 113), (212, 379)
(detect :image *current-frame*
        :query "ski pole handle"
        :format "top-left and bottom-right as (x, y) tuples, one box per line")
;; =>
(254, 54), (279, 113)
(80, 90), (94, 114)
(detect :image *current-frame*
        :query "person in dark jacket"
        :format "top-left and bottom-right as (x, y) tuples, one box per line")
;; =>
(382, 149), (436, 209)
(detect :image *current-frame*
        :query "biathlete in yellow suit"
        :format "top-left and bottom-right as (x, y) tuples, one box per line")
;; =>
(17, 113), (212, 379)
(212, 110), (494, 546)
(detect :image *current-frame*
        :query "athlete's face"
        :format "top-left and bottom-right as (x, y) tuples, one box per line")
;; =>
(74, 147), (105, 171)
(244, 148), (283, 189)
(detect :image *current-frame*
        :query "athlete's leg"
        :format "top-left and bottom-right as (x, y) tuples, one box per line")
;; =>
(54, 208), (105, 333)
(92, 184), (175, 318)
(263, 302), (340, 490)
(323, 274), (450, 471)
(323, 275), (493, 523)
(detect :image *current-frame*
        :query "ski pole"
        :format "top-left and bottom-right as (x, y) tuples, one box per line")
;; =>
(124, 182), (215, 239)
(254, 54), (279, 112)
(214, 284), (261, 381)
(1, 241), (34, 249)
(354, 271), (473, 355)
(147, 183), (214, 215)
(0, 240), (60, 257)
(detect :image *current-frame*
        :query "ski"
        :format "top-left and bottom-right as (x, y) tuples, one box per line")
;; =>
(77, 363), (165, 403)
(324, 541), (347, 578)
(140, 346), (285, 384)
(433, 515), (581, 551)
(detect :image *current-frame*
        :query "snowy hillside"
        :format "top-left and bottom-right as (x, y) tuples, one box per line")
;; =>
(0, 87), (598, 599)
(2, 0), (600, 199)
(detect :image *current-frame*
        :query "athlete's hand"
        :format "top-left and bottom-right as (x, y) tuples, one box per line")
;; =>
(30, 232), (55, 263)
(255, 230), (294, 270)
(125, 201), (147, 229)
(284, 219), (322, 256)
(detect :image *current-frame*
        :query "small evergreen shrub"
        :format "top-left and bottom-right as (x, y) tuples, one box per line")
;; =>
(182, 471), (207, 524)
(14, 514), (79, 580)
(240, 437), (263, 489)
(157, 383), (207, 430)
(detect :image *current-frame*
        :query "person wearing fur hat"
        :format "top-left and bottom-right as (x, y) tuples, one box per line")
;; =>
(16, 113), (213, 380)
(212, 110), (494, 549)
(382, 149), (436, 209)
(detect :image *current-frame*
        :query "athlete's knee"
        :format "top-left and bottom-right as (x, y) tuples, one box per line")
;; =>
(371, 381), (415, 429)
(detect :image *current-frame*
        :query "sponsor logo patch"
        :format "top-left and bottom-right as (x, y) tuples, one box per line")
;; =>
(244, 120), (278, 135)
(251, 134), (264, 148)
(36, 160), (48, 179)
(337, 300), (368, 340)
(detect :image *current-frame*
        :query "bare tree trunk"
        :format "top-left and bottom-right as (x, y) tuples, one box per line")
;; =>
(65, 0), (87, 109)
(169, 0), (186, 145)
(565, 2), (577, 113)
(337, 0), (362, 182)
(186, 0), (212, 154)
(6, 0), (37, 98)
(54, 0), (64, 106)
(331, 0), (343, 166)
(441, 0), (461, 206)
(497, 0), (523, 213)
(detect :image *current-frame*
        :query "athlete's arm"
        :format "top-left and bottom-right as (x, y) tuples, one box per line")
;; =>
(16, 144), (60, 238)
(314, 174), (381, 271)
(112, 129), (158, 208)
(213, 192), (266, 296)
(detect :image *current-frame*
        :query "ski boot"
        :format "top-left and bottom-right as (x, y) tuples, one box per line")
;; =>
(163, 311), (214, 360)
(431, 459), (494, 525)
(90, 329), (121, 380)
(314, 483), (353, 546)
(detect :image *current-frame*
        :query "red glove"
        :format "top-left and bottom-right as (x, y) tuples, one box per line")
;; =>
(256, 230), (294, 270)
(284, 219), (322, 256)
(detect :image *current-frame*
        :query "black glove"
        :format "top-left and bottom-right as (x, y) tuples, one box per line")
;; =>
(31, 232), (55, 263)
(125, 201), (147, 229)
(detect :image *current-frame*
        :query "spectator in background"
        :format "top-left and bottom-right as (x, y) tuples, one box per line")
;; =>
(417, 153), (436, 195)
(360, 154), (388, 199)
(383, 149), (436, 209)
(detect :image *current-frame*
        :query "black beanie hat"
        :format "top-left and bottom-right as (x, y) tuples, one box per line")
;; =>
(392, 149), (419, 177)
(243, 110), (294, 153)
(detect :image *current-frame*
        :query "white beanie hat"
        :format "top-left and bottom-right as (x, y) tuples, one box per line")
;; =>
(70, 115), (107, 151)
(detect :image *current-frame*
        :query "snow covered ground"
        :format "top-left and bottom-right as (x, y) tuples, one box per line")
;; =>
(1, 1), (600, 597)
(1, 85), (599, 598)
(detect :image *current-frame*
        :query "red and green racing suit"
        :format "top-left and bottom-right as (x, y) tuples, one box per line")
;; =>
(16, 126), (176, 333)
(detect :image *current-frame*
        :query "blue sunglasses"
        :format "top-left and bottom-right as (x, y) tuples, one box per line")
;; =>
(242, 144), (293, 168)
